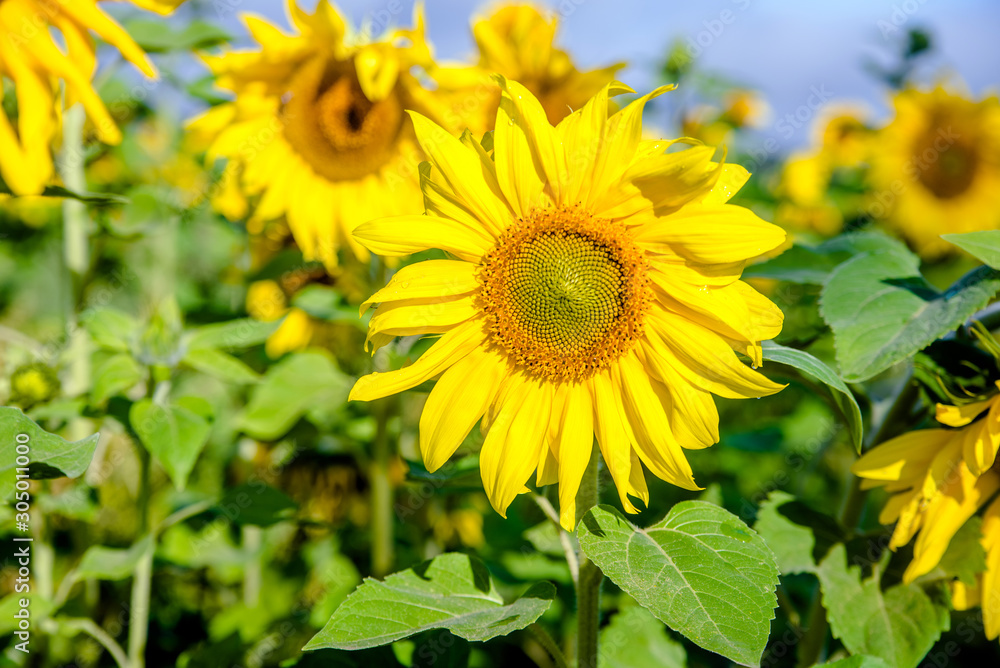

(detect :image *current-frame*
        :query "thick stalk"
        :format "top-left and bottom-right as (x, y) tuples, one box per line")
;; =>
(59, 105), (90, 403)
(128, 445), (153, 668)
(575, 446), (602, 668)
(369, 258), (394, 577)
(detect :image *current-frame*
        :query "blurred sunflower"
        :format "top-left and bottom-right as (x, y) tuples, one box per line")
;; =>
(852, 388), (1000, 637)
(190, 0), (451, 270)
(350, 78), (786, 529)
(0, 0), (176, 195)
(436, 4), (623, 133)
(869, 86), (1000, 258)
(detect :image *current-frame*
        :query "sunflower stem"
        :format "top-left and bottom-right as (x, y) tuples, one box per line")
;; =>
(128, 444), (153, 668)
(370, 257), (395, 577)
(575, 446), (602, 668)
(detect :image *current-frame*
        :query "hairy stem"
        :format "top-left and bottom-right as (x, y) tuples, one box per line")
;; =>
(370, 258), (395, 577)
(575, 446), (602, 668)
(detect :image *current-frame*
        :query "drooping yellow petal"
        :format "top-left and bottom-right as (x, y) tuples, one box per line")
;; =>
(936, 397), (994, 427)
(590, 371), (639, 513)
(614, 354), (699, 490)
(646, 312), (785, 400)
(982, 495), (1000, 639)
(551, 384), (594, 531)
(480, 376), (551, 517)
(904, 468), (1000, 583)
(851, 429), (951, 482)
(702, 164), (751, 205)
(420, 347), (506, 471)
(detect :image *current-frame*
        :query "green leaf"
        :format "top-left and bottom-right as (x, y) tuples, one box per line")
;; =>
(0, 408), (100, 497)
(217, 483), (297, 527)
(942, 230), (1000, 269)
(819, 657), (892, 668)
(817, 544), (948, 668)
(820, 249), (1000, 382)
(761, 341), (863, 452)
(599, 605), (687, 668)
(752, 491), (817, 575)
(744, 245), (841, 284)
(578, 502), (778, 667)
(744, 232), (913, 285)
(122, 19), (231, 53)
(74, 535), (154, 582)
(83, 308), (138, 353)
(239, 351), (349, 440)
(129, 398), (212, 490)
(935, 516), (987, 587)
(186, 318), (281, 351)
(292, 285), (361, 324)
(0, 179), (127, 205)
(91, 353), (144, 404)
(304, 553), (555, 650)
(183, 347), (261, 384)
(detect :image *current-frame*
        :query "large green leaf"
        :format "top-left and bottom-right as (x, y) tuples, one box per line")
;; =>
(0, 407), (100, 497)
(238, 351), (349, 440)
(129, 398), (212, 490)
(578, 502), (778, 667)
(761, 341), (863, 452)
(942, 230), (1000, 269)
(304, 552), (554, 650)
(817, 544), (948, 668)
(745, 232), (913, 285)
(217, 483), (296, 527)
(752, 491), (818, 575)
(820, 247), (1000, 382)
(600, 606), (686, 668)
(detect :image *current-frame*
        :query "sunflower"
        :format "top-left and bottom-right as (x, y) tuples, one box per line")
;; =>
(868, 86), (1000, 258)
(349, 78), (786, 530)
(852, 387), (1000, 636)
(190, 1), (451, 270)
(0, 0), (171, 195)
(435, 4), (623, 133)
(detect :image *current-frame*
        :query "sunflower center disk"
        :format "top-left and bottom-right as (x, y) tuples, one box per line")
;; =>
(915, 123), (979, 199)
(282, 56), (404, 182)
(480, 206), (650, 381)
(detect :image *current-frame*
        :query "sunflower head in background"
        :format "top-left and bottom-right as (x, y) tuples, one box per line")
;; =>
(868, 85), (1000, 258)
(190, 0), (452, 271)
(852, 384), (1000, 639)
(0, 0), (176, 195)
(350, 78), (786, 530)
(436, 3), (624, 134)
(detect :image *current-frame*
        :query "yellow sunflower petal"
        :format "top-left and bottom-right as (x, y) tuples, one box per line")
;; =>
(552, 384), (594, 531)
(936, 398), (994, 427)
(634, 203), (787, 263)
(366, 296), (479, 348)
(349, 321), (484, 401)
(420, 346), (506, 471)
(353, 214), (494, 262)
(982, 495), (1000, 639)
(480, 376), (551, 517)
(590, 371), (640, 514)
(851, 429), (950, 482)
(360, 260), (480, 315)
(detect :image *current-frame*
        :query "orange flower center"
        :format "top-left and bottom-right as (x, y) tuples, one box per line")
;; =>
(479, 205), (650, 381)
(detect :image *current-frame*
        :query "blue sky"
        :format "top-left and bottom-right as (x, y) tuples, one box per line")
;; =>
(129, 0), (1000, 151)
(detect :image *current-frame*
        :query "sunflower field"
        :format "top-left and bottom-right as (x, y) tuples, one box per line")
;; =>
(3, 1), (1000, 667)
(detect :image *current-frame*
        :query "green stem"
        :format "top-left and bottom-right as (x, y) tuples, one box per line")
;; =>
(529, 622), (569, 668)
(369, 257), (395, 577)
(795, 583), (828, 668)
(243, 526), (262, 608)
(128, 445), (153, 668)
(59, 104), (90, 402)
(575, 446), (602, 668)
(370, 395), (394, 577)
(52, 618), (130, 668)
